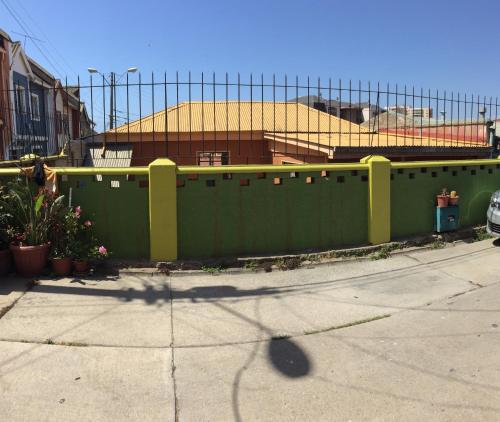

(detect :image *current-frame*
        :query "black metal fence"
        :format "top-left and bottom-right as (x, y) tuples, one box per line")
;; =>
(0, 73), (498, 165)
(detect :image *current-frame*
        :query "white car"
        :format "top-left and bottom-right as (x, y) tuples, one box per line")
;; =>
(487, 190), (500, 237)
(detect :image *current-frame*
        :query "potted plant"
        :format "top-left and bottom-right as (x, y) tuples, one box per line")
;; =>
(51, 249), (73, 277)
(0, 177), (65, 277)
(70, 207), (109, 274)
(50, 208), (78, 277)
(48, 205), (79, 277)
(0, 186), (12, 276)
(437, 188), (449, 208)
(449, 190), (460, 206)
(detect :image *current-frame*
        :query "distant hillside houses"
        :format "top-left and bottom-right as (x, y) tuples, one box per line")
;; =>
(290, 95), (380, 125)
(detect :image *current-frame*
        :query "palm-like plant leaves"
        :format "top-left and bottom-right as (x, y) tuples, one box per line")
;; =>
(34, 194), (44, 214)
(0, 177), (65, 246)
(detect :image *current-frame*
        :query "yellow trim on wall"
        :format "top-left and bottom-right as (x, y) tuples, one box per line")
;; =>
(361, 155), (391, 245)
(55, 167), (149, 175)
(177, 163), (369, 174)
(148, 159), (177, 261)
(391, 159), (499, 169)
(0, 167), (149, 176)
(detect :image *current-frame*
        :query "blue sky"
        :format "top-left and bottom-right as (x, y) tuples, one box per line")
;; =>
(2, 0), (499, 129)
(1, 0), (498, 96)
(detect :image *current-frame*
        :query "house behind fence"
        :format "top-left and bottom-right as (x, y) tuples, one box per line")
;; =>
(0, 29), (94, 162)
(0, 28), (499, 167)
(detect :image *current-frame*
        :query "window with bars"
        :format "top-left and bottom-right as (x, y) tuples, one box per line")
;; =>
(197, 151), (229, 166)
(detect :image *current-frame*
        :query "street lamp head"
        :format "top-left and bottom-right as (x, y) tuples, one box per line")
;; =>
(87, 67), (98, 74)
(127, 67), (138, 73)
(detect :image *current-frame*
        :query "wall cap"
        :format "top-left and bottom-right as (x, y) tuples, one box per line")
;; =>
(360, 155), (391, 164)
(149, 158), (177, 168)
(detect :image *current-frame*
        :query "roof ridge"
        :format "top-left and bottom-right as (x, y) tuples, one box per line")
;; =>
(175, 100), (311, 105)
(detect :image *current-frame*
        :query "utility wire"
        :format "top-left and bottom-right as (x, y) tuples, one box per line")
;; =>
(14, 1), (78, 79)
(1, 0), (66, 79)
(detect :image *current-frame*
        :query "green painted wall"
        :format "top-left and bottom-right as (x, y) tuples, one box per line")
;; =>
(391, 164), (500, 239)
(177, 170), (369, 258)
(59, 174), (150, 259)
(3, 159), (500, 262)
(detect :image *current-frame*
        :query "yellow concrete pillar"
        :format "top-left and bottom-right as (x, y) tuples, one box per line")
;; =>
(360, 155), (391, 244)
(148, 158), (177, 261)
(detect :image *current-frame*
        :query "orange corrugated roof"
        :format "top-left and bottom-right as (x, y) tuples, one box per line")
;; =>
(109, 101), (488, 149)
(110, 101), (370, 134)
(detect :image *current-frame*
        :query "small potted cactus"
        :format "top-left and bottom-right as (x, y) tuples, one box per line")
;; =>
(449, 190), (459, 206)
(437, 188), (449, 208)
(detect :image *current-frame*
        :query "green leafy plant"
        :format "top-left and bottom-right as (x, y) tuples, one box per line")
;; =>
(49, 206), (80, 259)
(0, 177), (65, 246)
(370, 244), (400, 260)
(0, 217), (9, 250)
(276, 257), (301, 271)
(69, 206), (109, 261)
(243, 260), (259, 271)
(201, 265), (222, 274)
(430, 240), (446, 249)
(0, 184), (12, 250)
(304, 254), (321, 263)
(473, 228), (492, 242)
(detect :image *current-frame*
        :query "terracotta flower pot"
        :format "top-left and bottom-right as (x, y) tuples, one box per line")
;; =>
(51, 257), (73, 277)
(0, 248), (12, 276)
(449, 196), (460, 206)
(73, 260), (90, 274)
(10, 243), (49, 277)
(436, 195), (449, 208)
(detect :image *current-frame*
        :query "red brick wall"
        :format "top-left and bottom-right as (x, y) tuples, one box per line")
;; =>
(129, 138), (273, 166)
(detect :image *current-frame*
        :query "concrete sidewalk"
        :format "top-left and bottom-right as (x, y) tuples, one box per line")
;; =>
(1, 239), (500, 421)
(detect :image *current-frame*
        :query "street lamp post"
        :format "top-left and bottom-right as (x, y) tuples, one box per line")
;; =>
(87, 67), (138, 129)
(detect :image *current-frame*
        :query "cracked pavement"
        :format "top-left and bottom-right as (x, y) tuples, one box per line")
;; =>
(1, 239), (500, 421)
